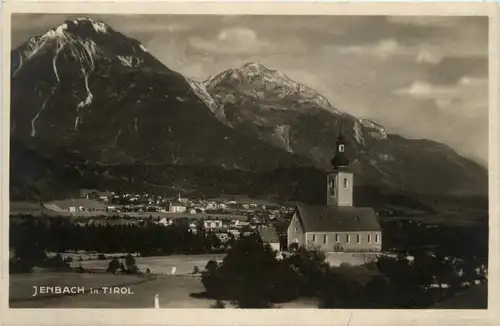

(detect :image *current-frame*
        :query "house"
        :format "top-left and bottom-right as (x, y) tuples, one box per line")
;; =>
(234, 221), (250, 228)
(189, 222), (198, 234)
(177, 193), (189, 204)
(258, 226), (281, 251)
(157, 217), (172, 227)
(287, 132), (382, 252)
(204, 220), (223, 230)
(169, 201), (187, 213)
(107, 206), (117, 212)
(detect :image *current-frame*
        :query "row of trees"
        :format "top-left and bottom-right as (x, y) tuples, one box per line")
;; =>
(201, 235), (487, 309)
(10, 217), (224, 258)
(10, 250), (72, 274)
(380, 219), (488, 262)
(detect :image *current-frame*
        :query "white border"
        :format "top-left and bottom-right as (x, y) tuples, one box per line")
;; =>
(1, 2), (499, 326)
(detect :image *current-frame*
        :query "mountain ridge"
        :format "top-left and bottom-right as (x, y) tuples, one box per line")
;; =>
(9, 18), (488, 204)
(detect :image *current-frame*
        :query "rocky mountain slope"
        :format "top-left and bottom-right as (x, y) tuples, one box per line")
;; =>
(10, 18), (308, 170)
(10, 18), (488, 203)
(197, 63), (488, 195)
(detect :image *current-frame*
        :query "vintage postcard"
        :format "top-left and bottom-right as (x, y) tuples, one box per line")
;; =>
(1, 1), (499, 326)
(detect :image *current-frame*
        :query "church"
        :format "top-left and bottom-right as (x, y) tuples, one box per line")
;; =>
(287, 132), (382, 252)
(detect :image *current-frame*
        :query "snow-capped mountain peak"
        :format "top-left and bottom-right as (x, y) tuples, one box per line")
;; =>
(72, 17), (110, 33)
(204, 62), (341, 115)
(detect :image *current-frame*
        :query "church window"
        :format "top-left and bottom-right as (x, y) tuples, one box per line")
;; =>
(339, 144), (345, 152)
(343, 178), (348, 188)
(356, 234), (361, 243)
(335, 234), (340, 243)
(346, 234), (350, 243)
(294, 227), (298, 233)
(375, 233), (380, 243)
(330, 175), (337, 197)
(368, 234), (372, 243)
(312, 234), (316, 242)
(324, 234), (328, 244)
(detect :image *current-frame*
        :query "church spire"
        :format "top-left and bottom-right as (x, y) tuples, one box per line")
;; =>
(330, 129), (350, 170)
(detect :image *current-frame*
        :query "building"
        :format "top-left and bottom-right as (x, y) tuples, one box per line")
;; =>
(169, 201), (187, 213)
(203, 219), (223, 230)
(287, 132), (382, 252)
(258, 226), (281, 251)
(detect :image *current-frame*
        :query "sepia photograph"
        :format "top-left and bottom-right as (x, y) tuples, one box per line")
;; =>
(4, 5), (494, 314)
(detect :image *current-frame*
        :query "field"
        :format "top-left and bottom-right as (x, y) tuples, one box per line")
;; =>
(208, 195), (281, 206)
(9, 201), (61, 217)
(71, 254), (226, 275)
(70, 253), (370, 275)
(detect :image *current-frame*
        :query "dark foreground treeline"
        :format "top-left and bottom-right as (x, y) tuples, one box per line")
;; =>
(10, 217), (222, 260)
(200, 235), (488, 309)
(380, 220), (488, 262)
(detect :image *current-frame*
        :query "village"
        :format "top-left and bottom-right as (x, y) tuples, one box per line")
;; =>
(39, 189), (292, 250)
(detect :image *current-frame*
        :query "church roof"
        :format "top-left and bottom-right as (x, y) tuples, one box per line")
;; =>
(295, 205), (381, 232)
(331, 131), (350, 169)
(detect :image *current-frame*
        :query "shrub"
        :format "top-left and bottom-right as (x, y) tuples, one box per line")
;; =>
(107, 258), (121, 273)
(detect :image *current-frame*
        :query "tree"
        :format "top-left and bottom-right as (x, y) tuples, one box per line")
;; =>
(201, 260), (224, 298)
(107, 258), (121, 273)
(364, 274), (394, 308)
(125, 254), (140, 274)
(201, 236), (292, 308)
(285, 246), (329, 297)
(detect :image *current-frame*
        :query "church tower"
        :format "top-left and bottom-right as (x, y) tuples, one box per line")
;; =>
(326, 131), (354, 207)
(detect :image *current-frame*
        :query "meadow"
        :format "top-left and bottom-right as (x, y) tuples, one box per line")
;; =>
(71, 254), (226, 275)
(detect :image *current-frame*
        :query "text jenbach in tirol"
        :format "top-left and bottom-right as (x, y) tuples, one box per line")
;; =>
(32, 286), (134, 296)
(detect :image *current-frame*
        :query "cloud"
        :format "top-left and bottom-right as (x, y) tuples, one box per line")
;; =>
(416, 49), (443, 64)
(418, 56), (487, 86)
(188, 26), (276, 55)
(337, 39), (402, 58)
(386, 16), (470, 28)
(394, 76), (488, 115)
(335, 38), (447, 64)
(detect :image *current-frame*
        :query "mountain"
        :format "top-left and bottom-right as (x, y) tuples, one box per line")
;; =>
(10, 18), (309, 171)
(9, 18), (488, 205)
(199, 62), (488, 196)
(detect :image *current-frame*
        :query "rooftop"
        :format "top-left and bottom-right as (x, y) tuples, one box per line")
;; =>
(296, 205), (381, 232)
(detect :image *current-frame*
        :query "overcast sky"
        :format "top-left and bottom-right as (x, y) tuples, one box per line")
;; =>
(11, 14), (489, 166)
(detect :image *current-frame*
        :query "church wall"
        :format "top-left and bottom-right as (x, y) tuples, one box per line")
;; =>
(287, 213), (305, 249)
(305, 231), (382, 252)
(326, 171), (354, 207)
(336, 171), (354, 207)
